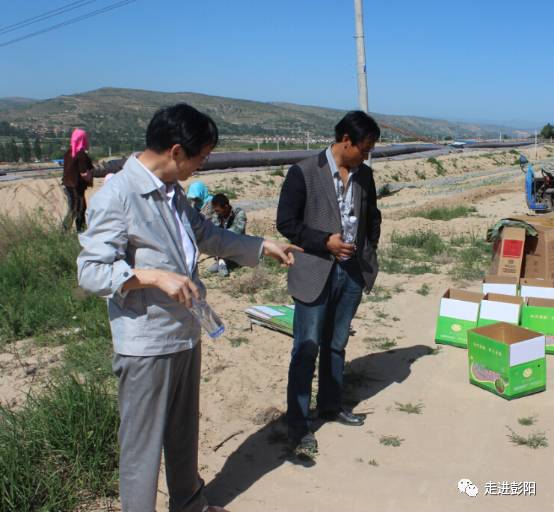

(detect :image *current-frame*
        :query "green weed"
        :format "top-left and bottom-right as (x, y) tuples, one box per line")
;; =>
(0, 377), (119, 511)
(379, 435), (404, 447)
(395, 402), (424, 414)
(507, 426), (548, 449)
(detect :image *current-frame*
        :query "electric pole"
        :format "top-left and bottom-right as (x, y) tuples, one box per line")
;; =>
(354, 0), (368, 113)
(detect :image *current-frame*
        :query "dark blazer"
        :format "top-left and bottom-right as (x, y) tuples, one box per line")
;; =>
(277, 150), (381, 303)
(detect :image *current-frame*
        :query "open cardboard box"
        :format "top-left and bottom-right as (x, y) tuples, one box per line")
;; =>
(478, 293), (522, 327)
(482, 275), (519, 296)
(468, 322), (546, 399)
(519, 278), (554, 300)
(521, 297), (554, 354)
(435, 289), (483, 348)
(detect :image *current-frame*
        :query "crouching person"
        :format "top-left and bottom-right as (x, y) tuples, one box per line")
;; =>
(208, 193), (247, 277)
(77, 103), (299, 512)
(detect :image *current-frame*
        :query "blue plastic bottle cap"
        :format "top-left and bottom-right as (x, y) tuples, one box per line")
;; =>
(209, 325), (225, 339)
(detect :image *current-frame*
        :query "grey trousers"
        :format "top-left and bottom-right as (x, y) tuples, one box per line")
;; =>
(112, 343), (207, 512)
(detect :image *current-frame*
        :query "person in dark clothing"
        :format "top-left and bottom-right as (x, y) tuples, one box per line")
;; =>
(62, 128), (94, 232)
(276, 111), (381, 456)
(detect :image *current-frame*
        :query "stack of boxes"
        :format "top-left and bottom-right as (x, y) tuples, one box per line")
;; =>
(435, 218), (554, 399)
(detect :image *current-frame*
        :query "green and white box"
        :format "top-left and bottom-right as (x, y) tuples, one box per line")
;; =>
(521, 297), (554, 355)
(435, 289), (483, 348)
(477, 293), (522, 327)
(520, 278), (554, 300)
(482, 275), (519, 296)
(468, 322), (546, 399)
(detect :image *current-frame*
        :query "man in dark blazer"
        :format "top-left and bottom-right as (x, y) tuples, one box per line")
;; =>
(277, 111), (381, 454)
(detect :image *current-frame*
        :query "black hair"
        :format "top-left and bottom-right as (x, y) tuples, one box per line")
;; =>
(211, 193), (230, 208)
(145, 103), (219, 156)
(334, 111), (380, 144)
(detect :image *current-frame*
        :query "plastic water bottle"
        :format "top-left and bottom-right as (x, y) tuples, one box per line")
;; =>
(189, 298), (225, 339)
(342, 215), (358, 244)
(340, 215), (358, 261)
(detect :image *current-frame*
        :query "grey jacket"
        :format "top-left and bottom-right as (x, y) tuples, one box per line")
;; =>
(77, 155), (263, 356)
(277, 151), (381, 303)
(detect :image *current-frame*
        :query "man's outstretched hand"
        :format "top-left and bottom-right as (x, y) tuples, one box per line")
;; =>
(262, 240), (303, 266)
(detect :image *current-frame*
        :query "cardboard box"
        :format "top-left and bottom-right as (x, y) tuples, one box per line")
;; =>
(468, 322), (546, 399)
(482, 275), (519, 296)
(519, 278), (554, 299)
(478, 293), (522, 327)
(514, 216), (554, 280)
(435, 289), (483, 348)
(521, 297), (554, 354)
(490, 227), (526, 277)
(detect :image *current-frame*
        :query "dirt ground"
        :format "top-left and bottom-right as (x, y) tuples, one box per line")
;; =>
(2, 145), (554, 511)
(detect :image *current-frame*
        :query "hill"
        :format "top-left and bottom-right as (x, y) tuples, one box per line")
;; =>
(0, 87), (528, 149)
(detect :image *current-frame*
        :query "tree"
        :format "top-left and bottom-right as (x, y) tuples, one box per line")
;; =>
(0, 143), (6, 162)
(33, 137), (43, 161)
(9, 138), (20, 162)
(540, 123), (554, 139)
(21, 137), (32, 162)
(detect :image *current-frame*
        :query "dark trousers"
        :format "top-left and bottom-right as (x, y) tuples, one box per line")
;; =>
(112, 344), (207, 512)
(62, 186), (86, 232)
(286, 260), (364, 439)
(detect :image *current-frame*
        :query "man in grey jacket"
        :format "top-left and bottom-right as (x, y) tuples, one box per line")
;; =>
(277, 111), (381, 456)
(78, 104), (298, 511)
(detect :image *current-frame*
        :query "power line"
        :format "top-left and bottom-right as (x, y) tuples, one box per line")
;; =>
(0, 0), (137, 49)
(0, 0), (98, 35)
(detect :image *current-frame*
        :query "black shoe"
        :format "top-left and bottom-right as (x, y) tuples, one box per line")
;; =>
(319, 409), (366, 426)
(290, 432), (318, 459)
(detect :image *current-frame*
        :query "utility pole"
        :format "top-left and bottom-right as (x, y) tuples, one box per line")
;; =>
(354, 0), (368, 113)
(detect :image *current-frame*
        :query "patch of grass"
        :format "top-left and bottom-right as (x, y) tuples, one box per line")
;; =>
(395, 402), (424, 414)
(393, 284), (405, 293)
(379, 435), (404, 447)
(364, 336), (397, 351)
(0, 213), (93, 344)
(262, 286), (290, 304)
(229, 336), (249, 347)
(427, 157), (446, 176)
(269, 167), (285, 177)
(375, 310), (389, 320)
(226, 267), (271, 296)
(415, 170), (426, 180)
(412, 205), (477, 221)
(391, 231), (446, 257)
(416, 284), (430, 296)
(368, 459), (379, 466)
(212, 186), (238, 199)
(363, 285), (392, 303)
(448, 234), (492, 281)
(507, 426), (548, 449)
(380, 228), (491, 280)
(0, 376), (119, 511)
(518, 415), (537, 426)
(390, 173), (401, 182)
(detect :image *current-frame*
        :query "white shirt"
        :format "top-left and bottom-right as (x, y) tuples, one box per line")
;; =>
(326, 145), (359, 248)
(136, 158), (197, 275)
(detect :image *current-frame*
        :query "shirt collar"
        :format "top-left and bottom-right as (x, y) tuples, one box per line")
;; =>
(134, 154), (175, 197)
(325, 145), (358, 177)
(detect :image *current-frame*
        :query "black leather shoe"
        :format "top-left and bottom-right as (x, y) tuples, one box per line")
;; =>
(320, 409), (366, 426)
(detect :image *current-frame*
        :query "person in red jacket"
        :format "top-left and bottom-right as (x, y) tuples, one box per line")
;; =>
(62, 128), (94, 232)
